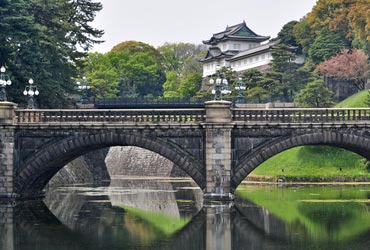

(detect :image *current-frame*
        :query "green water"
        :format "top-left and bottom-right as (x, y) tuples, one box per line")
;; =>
(235, 184), (370, 249)
(2, 180), (370, 250)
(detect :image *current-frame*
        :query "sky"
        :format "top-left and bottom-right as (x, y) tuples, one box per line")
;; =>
(92, 0), (318, 53)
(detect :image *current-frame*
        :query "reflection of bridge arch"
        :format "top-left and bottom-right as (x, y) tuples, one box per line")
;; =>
(15, 131), (205, 195)
(11, 197), (206, 250)
(232, 131), (370, 189)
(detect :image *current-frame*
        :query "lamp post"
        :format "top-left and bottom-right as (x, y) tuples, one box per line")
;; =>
(23, 79), (39, 109)
(0, 66), (12, 101)
(76, 76), (90, 104)
(234, 77), (246, 103)
(209, 71), (231, 101)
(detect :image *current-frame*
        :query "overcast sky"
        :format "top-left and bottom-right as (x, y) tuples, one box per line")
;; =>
(92, 0), (317, 52)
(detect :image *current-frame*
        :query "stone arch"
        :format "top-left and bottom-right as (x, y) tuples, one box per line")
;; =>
(15, 131), (205, 196)
(231, 131), (370, 189)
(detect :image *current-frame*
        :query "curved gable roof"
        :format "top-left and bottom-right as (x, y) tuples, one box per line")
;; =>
(203, 21), (270, 45)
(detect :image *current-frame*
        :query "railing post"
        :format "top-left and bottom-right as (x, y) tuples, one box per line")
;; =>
(0, 102), (17, 198)
(203, 100), (234, 201)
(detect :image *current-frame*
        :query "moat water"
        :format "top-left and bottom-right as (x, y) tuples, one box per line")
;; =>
(1, 178), (370, 250)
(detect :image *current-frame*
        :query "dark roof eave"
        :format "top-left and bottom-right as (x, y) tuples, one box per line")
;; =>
(227, 47), (272, 62)
(199, 53), (235, 63)
(203, 36), (270, 45)
(227, 35), (270, 41)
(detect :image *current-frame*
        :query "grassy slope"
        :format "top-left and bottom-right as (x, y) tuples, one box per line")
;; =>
(334, 90), (369, 108)
(250, 90), (370, 180)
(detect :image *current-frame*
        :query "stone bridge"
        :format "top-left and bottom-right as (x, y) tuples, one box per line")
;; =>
(1, 101), (370, 200)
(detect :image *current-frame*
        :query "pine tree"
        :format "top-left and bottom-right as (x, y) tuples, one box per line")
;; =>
(295, 79), (334, 108)
(0, 0), (103, 107)
(268, 44), (299, 101)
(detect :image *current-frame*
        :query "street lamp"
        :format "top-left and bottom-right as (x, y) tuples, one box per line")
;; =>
(209, 71), (231, 101)
(76, 76), (90, 104)
(23, 78), (39, 109)
(234, 77), (246, 103)
(0, 66), (12, 101)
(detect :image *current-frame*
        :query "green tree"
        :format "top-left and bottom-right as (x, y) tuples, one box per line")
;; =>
(111, 41), (165, 98)
(120, 52), (165, 97)
(294, 0), (369, 62)
(247, 87), (269, 103)
(277, 21), (301, 51)
(295, 79), (334, 108)
(241, 69), (270, 103)
(178, 72), (202, 98)
(85, 45), (166, 99)
(158, 43), (205, 99)
(0, 0), (103, 107)
(267, 44), (300, 101)
(163, 70), (181, 98)
(308, 27), (349, 65)
(0, 0), (36, 65)
(293, 18), (315, 56)
(157, 43), (206, 74)
(347, 1), (370, 54)
(0, 0), (40, 102)
(84, 52), (119, 98)
(111, 40), (163, 65)
(242, 69), (264, 89)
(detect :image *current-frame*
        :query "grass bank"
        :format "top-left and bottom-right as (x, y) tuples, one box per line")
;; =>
(249, 146), (370, 182)
(249, 90), (370, 182)
(334, 90), (369, 108)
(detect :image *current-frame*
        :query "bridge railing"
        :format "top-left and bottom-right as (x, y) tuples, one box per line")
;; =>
(15, 108), (370, 125)
(232, 108), (370, 123)
(16, 109), (206, 124)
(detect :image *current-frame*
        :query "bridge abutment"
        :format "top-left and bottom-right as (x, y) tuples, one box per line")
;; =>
(203, 101), (234, 201)
(0, 102), (17, 198)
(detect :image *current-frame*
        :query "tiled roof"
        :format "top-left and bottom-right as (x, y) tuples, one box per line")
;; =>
(203, 21), (269, 45)
(199, 47), (238, 62)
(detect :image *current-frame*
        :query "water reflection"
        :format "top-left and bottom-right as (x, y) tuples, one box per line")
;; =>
(1, 181), (370, 250)
(235, 184), (370, 250)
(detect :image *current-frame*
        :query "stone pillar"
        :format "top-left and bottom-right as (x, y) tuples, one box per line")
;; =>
(205, 204), (232, 250)
(203, 100), (234, 201)
(0, 102), (17, 198)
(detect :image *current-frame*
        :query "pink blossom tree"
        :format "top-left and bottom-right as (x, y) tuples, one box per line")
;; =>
(317, 49), (369, 90)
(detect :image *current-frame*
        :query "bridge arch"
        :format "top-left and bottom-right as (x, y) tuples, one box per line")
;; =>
(232, 131), (370, 189)
(15, 131), (205, 196)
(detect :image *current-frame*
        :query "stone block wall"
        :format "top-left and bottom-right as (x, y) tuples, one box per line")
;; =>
(205, 127), (232, 195)
(0, 128), (15, 197)
(105, 146), (187, 177)
(49, 146), (188, 188)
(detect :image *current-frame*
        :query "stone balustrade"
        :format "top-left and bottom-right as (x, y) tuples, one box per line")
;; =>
(16, 108), (206, 124)
(233, 108), (370, 123)
(14, 107), (370, 125)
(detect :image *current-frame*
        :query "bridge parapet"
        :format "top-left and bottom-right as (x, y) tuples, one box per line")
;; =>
(232, 108), (370, 124)
(16, 108), (206, 124)
(14, 108), (370, 125)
